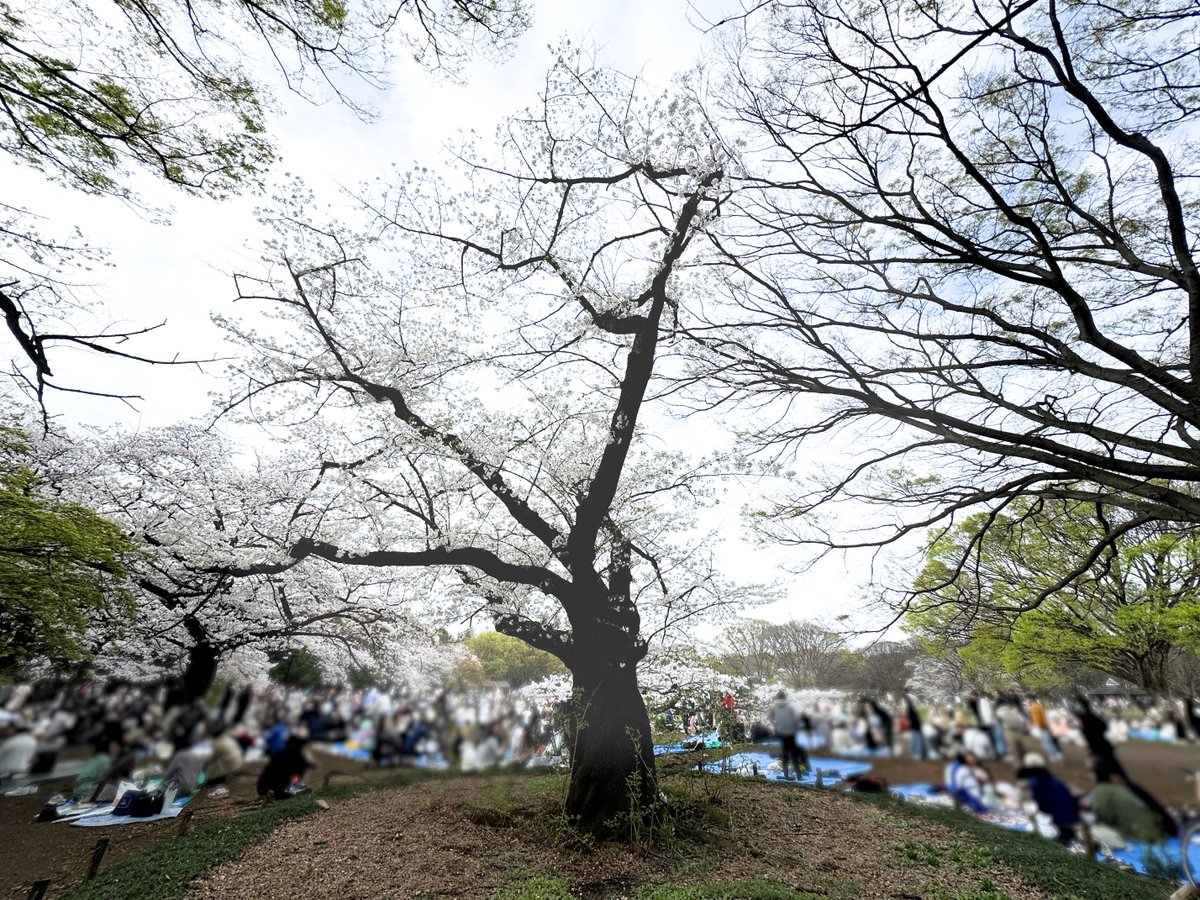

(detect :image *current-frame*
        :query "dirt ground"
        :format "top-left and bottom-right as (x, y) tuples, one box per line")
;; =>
(189, 774), (1052, 900)
(0, 765), (268, 899)
(0, 740), (1194, 899)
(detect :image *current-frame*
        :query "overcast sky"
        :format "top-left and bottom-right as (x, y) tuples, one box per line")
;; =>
(2, 0), (901, 635)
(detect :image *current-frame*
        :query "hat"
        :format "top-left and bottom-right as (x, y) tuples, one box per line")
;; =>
(1022, 752), (1046, 769)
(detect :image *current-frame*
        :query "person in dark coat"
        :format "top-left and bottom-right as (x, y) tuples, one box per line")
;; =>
(906, 696), (926, 760)
(256, 733), (310, 797)
(1074, 695), (1120, 774)
(1017, 753), (1080, 844)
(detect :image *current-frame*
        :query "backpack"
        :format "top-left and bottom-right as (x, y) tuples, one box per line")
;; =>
(130, 790), (165, 817)
(845, 774), (888, 794)
(113, 790), (145, 816)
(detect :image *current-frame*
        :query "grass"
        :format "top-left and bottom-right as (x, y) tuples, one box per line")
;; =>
(889, 838), (995, 871)
(631, 879), (838, 899)
(845, 791), (1174, 900)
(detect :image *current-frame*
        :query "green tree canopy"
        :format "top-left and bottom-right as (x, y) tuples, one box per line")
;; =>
(457, 630), (567, 688)
(906, 495), (1200, 696)
(0, 425), (136, 676)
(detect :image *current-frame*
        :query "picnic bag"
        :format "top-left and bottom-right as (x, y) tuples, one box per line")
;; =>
(113, 790), (145, 816)
(130, 789), (165, 817)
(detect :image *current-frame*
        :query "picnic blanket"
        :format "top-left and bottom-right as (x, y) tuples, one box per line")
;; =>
(324, 742), (450, 769)
(1128, 728), (1178, 742)
(1104, 836), (1196, 883)
(69, 797), (190, 827)
(653, 730), (721, 755)
(889, 783), (1198, 883)
(701, 751), (872, 788)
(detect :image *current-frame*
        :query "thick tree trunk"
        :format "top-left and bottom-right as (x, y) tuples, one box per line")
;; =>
(169, 640), (219, 706)
(564, 655), (657, 835)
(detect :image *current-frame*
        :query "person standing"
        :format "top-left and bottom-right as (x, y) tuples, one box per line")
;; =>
(769, 691), (806, 779)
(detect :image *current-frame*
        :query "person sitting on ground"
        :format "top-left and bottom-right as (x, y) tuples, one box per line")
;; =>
(162, 741), (209, 795)
(0, 719), (37, 786)
(257, 726), (310, 797)
(1016, 753), (1079, 845)
(83, 731), (144, 802)
(944, 749), (990, 814)
(73, 732), (120, 801)
(1087, 764), (1167, 843)
(205, 726), (244, 785)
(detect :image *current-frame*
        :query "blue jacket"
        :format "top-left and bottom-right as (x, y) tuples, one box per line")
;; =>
(1027, 770), (1079, 826)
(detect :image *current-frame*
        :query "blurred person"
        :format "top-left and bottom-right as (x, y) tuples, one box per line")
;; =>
(1017, 753), (1079, 845)
(0, 719), (37, 785)
(258, 726), (311, 797)
(963, 725), (994, 761)
(205, 726), (244, 784)
(1087, 765), (1167, 843)
(944, 749), (990, 814)
(769, 692), (807, 779)
(905, 696), (927, 760)
(1027, 695), (1061, 761)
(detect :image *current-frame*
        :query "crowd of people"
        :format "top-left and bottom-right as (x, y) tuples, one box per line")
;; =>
(0, 679), (573, 808)
(749, 689), (1199, 852)
(2, 676), (1197, 861)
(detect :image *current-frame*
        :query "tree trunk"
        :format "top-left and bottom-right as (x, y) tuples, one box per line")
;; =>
(564, 654), (657, 835)
(169, 641), (219, 706)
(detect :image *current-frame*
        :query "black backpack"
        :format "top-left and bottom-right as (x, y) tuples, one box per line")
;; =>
(130, 790), (165, 817)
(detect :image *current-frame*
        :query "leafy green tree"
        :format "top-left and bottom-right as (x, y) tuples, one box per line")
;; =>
(0, 425), (135, 676)
(458, 630), (566, 688)
(907, 497), (1200, 697)
(268, 647), (324, 689)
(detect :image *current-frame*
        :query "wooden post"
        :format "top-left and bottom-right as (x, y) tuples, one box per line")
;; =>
(86, 838), (109, 880)
(1080, 820), (1095, 858)
(27, 880), (50, 900)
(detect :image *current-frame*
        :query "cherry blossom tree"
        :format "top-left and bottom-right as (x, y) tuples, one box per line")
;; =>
(36, 424), (428, 699)
(218, 54), (744, 830)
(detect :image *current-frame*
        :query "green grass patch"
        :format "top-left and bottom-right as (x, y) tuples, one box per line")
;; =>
(491, 873), (573, 899)
(846, 791), (1172, 900)
(929, 880), (1012, 900)
(633, 877), (831, 899)
(888, 839), (994, 871)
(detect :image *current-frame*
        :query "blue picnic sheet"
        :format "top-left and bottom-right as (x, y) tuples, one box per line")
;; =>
(325, 742), (450, 769)
(70, 797), (190, 827)
(1128, 728), (1180, 742)
(889, 782), (1198, 883)
(701, 751), (872, 787)
(653, 730), (721, 755)
(889, 781), (941, 801)
(1106, 835), (1197, 883)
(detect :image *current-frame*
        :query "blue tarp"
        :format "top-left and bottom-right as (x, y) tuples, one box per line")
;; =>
(70, 797), (190, 827)
(653, 730), (721, 755)
(889, 782), (1199, 883)
(1106, 835), (1198, 883)
(701, 751), (872, 787)
(325, 743), (449, 769)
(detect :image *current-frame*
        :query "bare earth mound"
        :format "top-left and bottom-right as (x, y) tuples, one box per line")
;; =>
(189, 774), (1050, 899)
